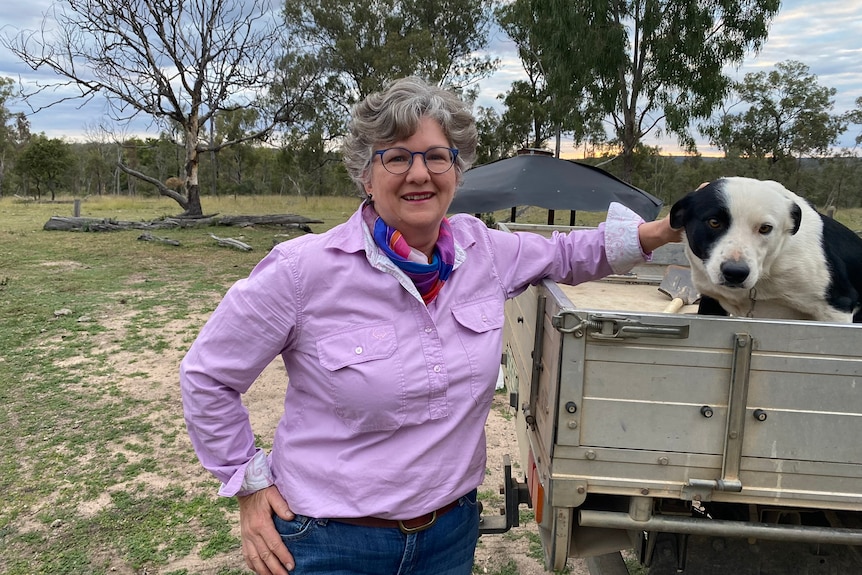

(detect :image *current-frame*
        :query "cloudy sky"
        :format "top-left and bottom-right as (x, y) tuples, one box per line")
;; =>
(1, 0), (860, 155)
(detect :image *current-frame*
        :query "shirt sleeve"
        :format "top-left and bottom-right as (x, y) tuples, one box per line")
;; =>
(483, 201), (649, 297)
(180, 247), (297, 496)
(603, 202), (651, 274)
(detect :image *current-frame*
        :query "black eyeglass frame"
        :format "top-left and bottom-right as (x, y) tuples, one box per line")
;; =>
(373, 146), (460, 175)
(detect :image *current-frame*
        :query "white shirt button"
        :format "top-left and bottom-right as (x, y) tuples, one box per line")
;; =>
(355, 346), (363, 355)
(433, 365), (441, 373)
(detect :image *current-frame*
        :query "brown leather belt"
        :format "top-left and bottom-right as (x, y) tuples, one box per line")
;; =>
(332, 499), (459, 534)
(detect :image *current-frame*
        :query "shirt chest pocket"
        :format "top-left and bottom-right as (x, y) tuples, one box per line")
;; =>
(451, 297), (504, 407)
(451, 298), (504, 333)
(316, 323), (406, 433)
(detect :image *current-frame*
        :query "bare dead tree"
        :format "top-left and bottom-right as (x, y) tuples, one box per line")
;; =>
(3, 0), (317, 216)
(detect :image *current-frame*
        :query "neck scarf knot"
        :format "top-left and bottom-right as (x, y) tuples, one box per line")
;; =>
(364, 205), (454, 304)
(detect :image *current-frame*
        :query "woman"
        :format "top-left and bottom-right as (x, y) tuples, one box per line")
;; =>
(180, 76), (681, 575)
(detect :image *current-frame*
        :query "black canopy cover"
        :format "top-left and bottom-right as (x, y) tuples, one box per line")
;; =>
(448, 152), (663, 221)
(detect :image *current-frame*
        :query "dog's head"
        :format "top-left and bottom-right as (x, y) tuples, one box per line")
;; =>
(670, 177), (802, 293)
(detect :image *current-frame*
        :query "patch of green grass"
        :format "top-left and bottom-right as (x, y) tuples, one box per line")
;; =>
(625, 554), (650, 574)
(5, 487), (239, 575)
(524, 531), (545, 562)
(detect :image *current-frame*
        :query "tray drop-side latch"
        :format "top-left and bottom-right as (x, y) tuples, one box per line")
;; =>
(552, 311), (690, 340)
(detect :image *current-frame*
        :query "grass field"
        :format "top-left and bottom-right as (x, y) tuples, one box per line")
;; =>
(2, 193), (860, 575)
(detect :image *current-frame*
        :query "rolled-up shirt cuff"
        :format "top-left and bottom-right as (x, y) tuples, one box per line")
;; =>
(603, 202), (651, 274)
(219, 448), (275, 497)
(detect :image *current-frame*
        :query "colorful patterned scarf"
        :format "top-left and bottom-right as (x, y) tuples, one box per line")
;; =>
(364, 205), (454, 304)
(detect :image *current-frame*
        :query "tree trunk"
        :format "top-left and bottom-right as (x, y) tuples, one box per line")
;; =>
(185, 183), (203, 217)
(182, 120), (204, 217)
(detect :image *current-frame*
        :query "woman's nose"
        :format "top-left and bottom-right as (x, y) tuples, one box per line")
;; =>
(405, 155), (431, 180)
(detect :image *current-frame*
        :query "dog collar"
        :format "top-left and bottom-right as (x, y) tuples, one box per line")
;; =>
(746, 288), (757, 317)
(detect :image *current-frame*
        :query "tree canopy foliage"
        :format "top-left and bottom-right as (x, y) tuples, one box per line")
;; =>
(0, 78), (31, 195)
(278, 0), (498, 141)
(498, 0), (781, 180)
(703, 61), (845, 164)
(15, 135), (72, 201)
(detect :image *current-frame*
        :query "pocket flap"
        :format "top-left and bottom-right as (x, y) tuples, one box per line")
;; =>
(317, 323), (397, 371)
(451, 297), (504, 333)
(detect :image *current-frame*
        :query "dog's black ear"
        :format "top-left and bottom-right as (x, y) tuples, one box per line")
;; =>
(670, 195), (690, 229)
(789, 202), (802, 235)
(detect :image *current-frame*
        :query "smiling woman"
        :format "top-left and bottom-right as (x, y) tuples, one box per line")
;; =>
(179, 75), (681, 575)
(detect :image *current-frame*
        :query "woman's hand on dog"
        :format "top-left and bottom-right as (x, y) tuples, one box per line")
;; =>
(638, 214), (684, 253)
(637, 182), (709, 253)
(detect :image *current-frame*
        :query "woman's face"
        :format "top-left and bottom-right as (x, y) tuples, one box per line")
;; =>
(364, 116), (457, 255)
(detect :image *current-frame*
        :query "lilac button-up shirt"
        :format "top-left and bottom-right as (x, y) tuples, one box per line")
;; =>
(180, 202), (649, 520)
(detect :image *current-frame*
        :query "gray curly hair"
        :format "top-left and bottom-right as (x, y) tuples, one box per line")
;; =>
(342, 76), (478, 194)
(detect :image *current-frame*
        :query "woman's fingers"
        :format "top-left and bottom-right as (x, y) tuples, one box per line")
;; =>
(238, 487), (296, 574)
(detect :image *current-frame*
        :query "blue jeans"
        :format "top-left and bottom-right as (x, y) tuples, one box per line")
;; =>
(273, 490), (479, 574)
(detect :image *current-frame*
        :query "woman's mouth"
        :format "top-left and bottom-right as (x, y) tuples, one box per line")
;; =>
(403, 193), (434, 201)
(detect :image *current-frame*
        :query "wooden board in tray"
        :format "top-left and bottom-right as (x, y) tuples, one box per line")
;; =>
(559, 280), (699, 314)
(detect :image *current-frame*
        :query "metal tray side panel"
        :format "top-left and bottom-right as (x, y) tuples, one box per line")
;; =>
(503, 288), (540, 479)
(550, 305), (862, 508)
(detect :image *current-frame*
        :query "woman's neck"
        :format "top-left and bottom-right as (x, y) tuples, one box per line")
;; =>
(400, 231), (437, 261)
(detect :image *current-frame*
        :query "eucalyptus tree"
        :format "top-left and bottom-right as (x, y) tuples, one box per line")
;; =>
(278, 0), (498, 141)
(702, 60), (845, 183)
(475, 105), (525, 164)
(846, 97), (862, 149)
(496, 0), (607, 156)
(0, 77), (30, 196)
(504, 0), (780, 181)
(3, 0), (319, 216)
(75, 140), (115, 196)
(205, 108), (262, 196)
(15, 135), (72, 200)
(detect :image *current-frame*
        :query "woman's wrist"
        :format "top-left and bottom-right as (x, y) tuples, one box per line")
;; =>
(638, 216), (681, 254)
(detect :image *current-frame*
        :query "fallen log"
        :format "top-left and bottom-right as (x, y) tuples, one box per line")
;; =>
(137, 232), (181, 246)
(44, 216), (200, 231)
(209, 233), (253, 251)
(43, 214), (322, 232)
(217, 215), (321, 230)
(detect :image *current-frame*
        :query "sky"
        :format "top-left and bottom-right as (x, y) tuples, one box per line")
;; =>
(1, 0), (861, 156)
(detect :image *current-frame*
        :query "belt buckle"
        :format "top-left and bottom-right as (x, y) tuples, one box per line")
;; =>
(398, 510), (437, 534)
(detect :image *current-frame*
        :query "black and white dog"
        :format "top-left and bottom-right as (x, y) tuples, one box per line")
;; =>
(670, 177), (862, 323)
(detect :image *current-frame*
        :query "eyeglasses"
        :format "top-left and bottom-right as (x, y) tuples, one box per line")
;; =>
(374, 147), (459, 175)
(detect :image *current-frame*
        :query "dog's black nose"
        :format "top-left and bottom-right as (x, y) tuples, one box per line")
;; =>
(720, 261), (750, 285)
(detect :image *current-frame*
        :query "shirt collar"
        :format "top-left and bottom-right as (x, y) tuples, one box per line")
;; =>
(324, 203), (467, 269)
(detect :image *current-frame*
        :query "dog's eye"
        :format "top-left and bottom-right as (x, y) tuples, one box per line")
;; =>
(707, 218), (722, 229)
(759, 224), (773, 234)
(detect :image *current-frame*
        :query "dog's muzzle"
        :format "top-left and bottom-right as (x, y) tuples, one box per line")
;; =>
(720, 261), (750, 287)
